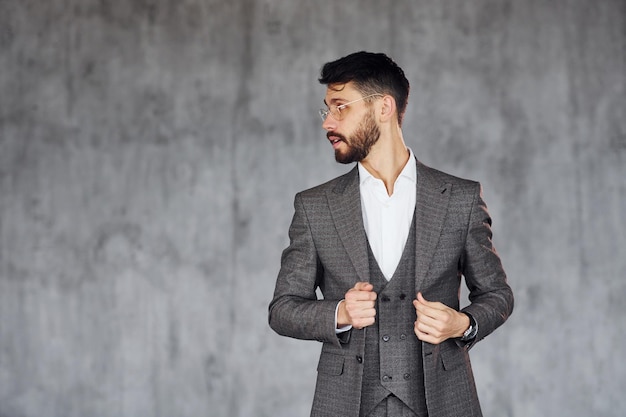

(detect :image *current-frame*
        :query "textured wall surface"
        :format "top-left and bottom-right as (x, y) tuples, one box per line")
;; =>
(1, 1), (625, 416)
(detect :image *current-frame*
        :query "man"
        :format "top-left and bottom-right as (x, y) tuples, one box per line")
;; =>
(268, 51), (513, 417)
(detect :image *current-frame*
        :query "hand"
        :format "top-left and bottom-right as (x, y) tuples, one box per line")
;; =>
(337, 282), (377, 329)
(413, 292), (469, 344)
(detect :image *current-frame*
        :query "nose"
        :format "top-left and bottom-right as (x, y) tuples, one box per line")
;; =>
(322, 113), (337, 131)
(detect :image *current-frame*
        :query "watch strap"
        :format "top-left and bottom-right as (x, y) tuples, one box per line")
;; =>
(460, 312), (478, 341)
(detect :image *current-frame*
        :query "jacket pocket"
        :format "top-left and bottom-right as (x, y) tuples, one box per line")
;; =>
(316, 352), (345, 376)
(439, 341), (469, 371)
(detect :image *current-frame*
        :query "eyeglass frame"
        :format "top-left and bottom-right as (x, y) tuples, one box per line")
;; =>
(319, 93), (383, 121)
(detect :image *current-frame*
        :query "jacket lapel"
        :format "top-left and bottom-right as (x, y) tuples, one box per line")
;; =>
(327, 166), (370, 284)
(325, 160), (451, 288)
(414, 160), (452, 292)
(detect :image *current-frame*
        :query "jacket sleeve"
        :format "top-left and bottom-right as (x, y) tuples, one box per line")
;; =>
(460, 183), (514, 349)
(268, 193), (347, 347)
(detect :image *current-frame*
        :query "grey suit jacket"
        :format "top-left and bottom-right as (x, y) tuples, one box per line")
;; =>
(269, 159), (514, 417)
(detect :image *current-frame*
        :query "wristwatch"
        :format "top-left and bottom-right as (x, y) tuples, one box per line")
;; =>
(460, 313), (478, 341)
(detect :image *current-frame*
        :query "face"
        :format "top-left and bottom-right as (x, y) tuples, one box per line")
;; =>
(323, 84), (381, 164)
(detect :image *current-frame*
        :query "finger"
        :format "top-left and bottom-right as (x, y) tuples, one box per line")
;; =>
(357, 307), (377, 318)
(417, 292), (447, 311)
(414, 299), (435, 317)
(345, 300), (376, 313)
(415, 293), (431, 311)
(348, 283), (377, 301)
(414, 321), (433, 342)
(354, 316), (376, 329)
(415, 331), (439, 345)
(352, 308), (377, 329)
(418, 292), (437, 306)
(346, 289), (377, 302)
(414, 301), (445, 325)
(354, 282), (374, 292)
(415, 312), (438, 331)
(414, 319), (444, 342)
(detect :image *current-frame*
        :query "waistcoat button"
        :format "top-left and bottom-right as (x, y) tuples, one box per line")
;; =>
(404, 373), (411, 380)
(382, 335), (390, 342)
(356, 355), (363, 364)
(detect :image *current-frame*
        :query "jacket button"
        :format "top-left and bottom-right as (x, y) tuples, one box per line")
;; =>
(400, 333), (406, 340)
(382, 375), (392, 382)
(381, 296), (390, 302)
(382, 335), (390, 342)
(356, 355), (363, 364)
(399, 293), (406, 300)
(404, 373), (411, 380)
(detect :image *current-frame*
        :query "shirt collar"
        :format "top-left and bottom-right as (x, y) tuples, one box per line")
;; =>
(358, 147), (416, 185)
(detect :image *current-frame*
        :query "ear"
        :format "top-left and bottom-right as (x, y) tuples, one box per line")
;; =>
(379, 95), (397, 123)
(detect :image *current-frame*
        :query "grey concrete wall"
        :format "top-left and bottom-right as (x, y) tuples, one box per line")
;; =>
(1, 0), (624, 416)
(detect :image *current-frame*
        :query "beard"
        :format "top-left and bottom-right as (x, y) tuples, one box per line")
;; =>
(331, 111), (381, 164)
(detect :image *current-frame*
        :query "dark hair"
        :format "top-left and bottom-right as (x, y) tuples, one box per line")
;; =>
(319, 51), (410, 125)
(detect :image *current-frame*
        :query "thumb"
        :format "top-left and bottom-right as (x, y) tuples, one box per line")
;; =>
(354, 282), (373, 292)
(417, 292), (428, 303)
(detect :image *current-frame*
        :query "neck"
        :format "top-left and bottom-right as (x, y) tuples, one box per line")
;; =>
(360, 127), (410, 195)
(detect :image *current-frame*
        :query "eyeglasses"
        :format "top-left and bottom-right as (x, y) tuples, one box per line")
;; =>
(319, 93), (383, 121)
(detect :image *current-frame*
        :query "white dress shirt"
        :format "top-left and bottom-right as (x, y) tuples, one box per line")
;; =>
(335, 148), (417, 332)
(358, 148), (417, 280)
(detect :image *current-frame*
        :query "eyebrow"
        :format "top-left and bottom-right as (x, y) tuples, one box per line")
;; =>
(324, 97), (345, 106)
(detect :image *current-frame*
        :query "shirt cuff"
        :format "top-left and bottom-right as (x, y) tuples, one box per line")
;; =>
(335, 299), (352, 334)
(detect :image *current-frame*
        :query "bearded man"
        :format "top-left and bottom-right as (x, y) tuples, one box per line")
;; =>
(269, 51), (514, 417)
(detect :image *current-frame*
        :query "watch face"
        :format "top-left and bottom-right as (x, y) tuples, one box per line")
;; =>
(462, 323), (476, 341)
(461, 313), (477, 341)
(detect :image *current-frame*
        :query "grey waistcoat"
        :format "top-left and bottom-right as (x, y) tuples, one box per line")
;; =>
(360, 217), (428, 417)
